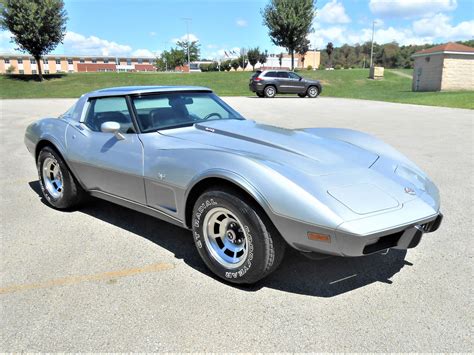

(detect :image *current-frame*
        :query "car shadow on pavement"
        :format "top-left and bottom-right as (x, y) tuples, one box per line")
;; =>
(29, 180), (411, 298)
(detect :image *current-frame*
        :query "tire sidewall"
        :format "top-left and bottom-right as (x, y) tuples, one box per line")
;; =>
(307, 86), (319, 98)
(264, 86), (276, 98)
(37, 147), (74, 209)
(192, 191), (269, 283)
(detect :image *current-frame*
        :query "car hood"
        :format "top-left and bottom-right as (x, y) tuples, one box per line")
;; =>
(162, 119), (379, 176)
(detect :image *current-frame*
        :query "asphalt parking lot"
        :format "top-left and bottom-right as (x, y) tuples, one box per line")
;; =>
(1, 97), (472, 352)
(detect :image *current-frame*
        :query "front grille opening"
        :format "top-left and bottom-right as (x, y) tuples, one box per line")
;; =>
(363, 231), (404, 254)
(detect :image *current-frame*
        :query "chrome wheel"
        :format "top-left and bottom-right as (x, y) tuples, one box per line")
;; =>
(42, 157), (63, 199)
(202, 207), (248, 269)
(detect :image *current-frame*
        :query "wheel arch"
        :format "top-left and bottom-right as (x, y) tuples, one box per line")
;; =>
(264, 83), (277, 93)
(35, 139), (86, 190)
(184, 174), (273, 230)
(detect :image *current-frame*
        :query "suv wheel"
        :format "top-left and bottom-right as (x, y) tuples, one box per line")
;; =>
(298, 93), (306, 98)
(264, 85), (276, 98)
(256, 92), (264, 98)
(307, 86), (320, 98)
(192, 189), (286, 284)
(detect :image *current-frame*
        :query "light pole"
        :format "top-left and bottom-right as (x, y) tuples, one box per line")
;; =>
(370, 20), (375, 68)
(182, 17), (192, 69)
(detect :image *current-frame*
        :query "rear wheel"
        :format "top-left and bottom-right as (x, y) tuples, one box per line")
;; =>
(192, 189), (285, 284)
(307, 86), (320, 98)
(37, 146), (85, 209)
(264, 85), (276, 98)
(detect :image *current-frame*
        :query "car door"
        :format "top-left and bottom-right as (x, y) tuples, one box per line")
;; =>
(66, 96), (146, 204)
(276, 72), (296, 93)
(287, 72), (306, 93)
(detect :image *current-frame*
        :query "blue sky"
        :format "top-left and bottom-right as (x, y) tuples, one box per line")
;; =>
(1, 0), (473, 59)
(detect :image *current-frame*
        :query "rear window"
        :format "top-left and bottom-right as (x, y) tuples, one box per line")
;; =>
(251, 70), (262, 78)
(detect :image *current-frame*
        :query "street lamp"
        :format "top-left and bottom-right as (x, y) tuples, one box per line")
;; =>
(182, 17), (192, 69)
(370, 20), (376, 68)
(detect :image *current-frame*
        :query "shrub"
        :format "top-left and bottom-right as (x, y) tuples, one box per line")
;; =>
(6, 65), (15, 74)
(318, 64), (325, 70)
(335, 64), (342, 70)
(307, 65), (313, 70)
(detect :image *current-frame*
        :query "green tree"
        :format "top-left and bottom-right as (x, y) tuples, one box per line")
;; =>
(230, 59), (240, 71)
(258, 50), (268, 66)
(326, 42), (334, 68)
(247, 47), (260, 71)
(238, 55), (248, 70)
(262, 0), (315, 70)
(220, 60), (232, 72)
(176, 40), (200, 62)
(1, 0), (67, 81)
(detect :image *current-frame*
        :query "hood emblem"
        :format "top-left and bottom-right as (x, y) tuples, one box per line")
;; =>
(404, 187), (416, 195)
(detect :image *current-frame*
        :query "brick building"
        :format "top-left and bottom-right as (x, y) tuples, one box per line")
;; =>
(412, 42), (474, 91)
(0, 54), (156, 74)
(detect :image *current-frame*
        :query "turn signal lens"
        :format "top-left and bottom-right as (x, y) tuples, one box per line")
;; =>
(307, 232), (331, 243)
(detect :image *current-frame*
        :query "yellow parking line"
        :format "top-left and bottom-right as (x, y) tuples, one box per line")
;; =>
(0, 262), (175, 295)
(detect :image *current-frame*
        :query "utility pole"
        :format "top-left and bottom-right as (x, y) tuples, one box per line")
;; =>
(370, 20), (375, 67)
(182, 17), (192, 69)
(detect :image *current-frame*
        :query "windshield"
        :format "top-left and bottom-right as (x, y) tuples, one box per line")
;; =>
(132, 92), (244, 132)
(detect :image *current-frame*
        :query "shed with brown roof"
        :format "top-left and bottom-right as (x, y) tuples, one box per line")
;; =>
(412, 42), (474, 92)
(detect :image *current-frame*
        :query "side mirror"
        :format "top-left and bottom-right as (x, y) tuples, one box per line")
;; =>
(101, 121), (125, 140)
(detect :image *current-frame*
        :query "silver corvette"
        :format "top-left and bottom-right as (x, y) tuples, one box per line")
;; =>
(25, 86), (443, 284)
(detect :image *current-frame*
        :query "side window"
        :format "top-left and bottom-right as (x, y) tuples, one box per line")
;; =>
(277, 72), (289, 78)
(265, 71), (277, 78)
(84, 97), (134, 133)
(288, 72), (300, 80)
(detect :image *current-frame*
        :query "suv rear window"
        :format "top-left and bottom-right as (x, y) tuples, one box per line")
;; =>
(251, 70), (262, 78)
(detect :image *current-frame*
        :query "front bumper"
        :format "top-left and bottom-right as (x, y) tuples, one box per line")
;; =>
(273, 211), (443, 257)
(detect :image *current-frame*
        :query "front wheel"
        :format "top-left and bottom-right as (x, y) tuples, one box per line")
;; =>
(37, 146), (85, 209)
(192, 189), (285, 284)
(307, 86), (320, 98)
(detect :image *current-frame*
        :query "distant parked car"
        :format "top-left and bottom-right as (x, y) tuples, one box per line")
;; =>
(249, 69), (322, 98)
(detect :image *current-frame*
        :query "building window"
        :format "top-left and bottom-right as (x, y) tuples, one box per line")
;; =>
(103, 58), (109, 63)
(67, 58), (73, 64)
(17, 58), (23, 64)
(44, 70), (50, 74)
(79, 58), (84, 63)
(92, 58), (97, 64)
(127, 58), (131, 65)
(4, 58), (10, 64)
(43, 58), (48, 64)
(30, 58), (36, 64)
(138, 58), (143, 64)
(56, 59), (61, 64)
(19, 70), (24, 74)
(32, 70), (37, 74)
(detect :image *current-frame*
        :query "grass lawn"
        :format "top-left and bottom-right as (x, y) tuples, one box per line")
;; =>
(1, 69), (473, 109)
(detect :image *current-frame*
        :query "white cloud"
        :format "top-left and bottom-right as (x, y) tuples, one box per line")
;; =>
(236, 18), (248, 27)
(64, 31), (132, 56)
(369, 0), (457, 19)
(132, 49), (156, 57)
(171, 33), (199, 43)
(310, 24), (434, 48)
(149, 31), (157, 37)
(318, 0), (351, 24)
(413, 13), (474, 40)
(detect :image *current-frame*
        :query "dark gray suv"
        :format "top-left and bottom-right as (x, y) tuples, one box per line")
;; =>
(249, 69), (322, 98)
